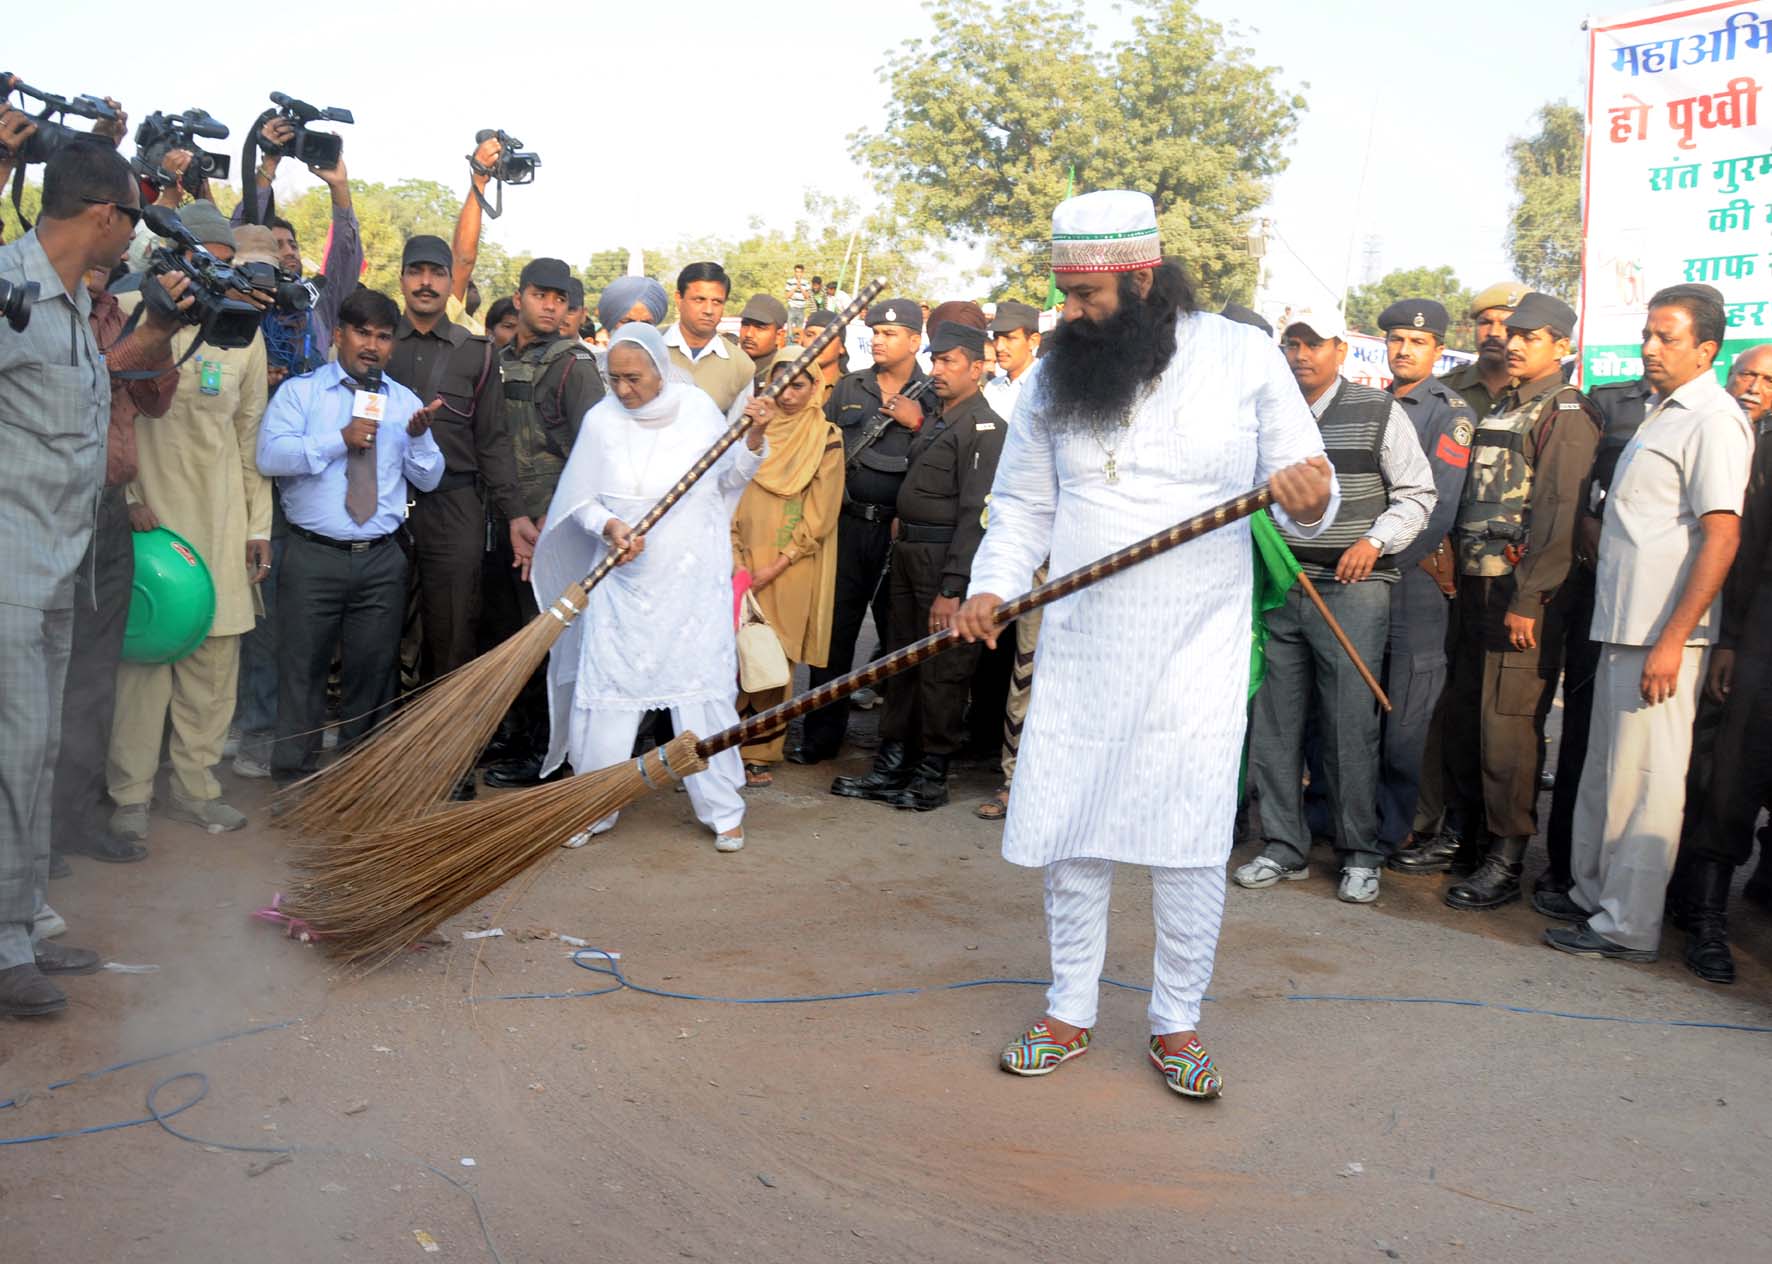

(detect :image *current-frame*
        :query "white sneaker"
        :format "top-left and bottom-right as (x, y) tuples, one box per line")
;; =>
(32, 904), (67, 941)
(714, 829), (745, 853)
(851, 687), (881, 710)
(1232, 855), (1308, 889)
(232, 755), (272, 779)
(1339, 867), (1380, 904)
(222, 727), (242, 758)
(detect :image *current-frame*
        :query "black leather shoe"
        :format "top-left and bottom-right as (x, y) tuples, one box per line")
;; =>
(0, 963), (66, 1016)
(1683, 859), (1736, 984)
(481, 755), (563, 783)
(449, 774), (478, 802)
(1544, 921), (1658, 962)
(1531, 887), (1594, 923)
(831, 742), (915, 800)
(34, 939), (103, 975)
(1388, 832), (1463, 874)
(1445, 836), (1527, 910)
(787, 744), (838, 766)
(888, 755), (950, 812)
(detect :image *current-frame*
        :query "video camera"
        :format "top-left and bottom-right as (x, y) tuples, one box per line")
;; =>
(473, 129), (539, 186)
(262, 92), (353, 170)
(134, 108), (231, 193)
(0, 73), (118, 165)
(467, 129), (539, 220)
(0, 276), (36, 332)
(137, 204), (265, 350)
(236, 259), (319, 314)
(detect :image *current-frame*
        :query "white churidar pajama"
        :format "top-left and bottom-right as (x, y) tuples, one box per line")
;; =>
(968, 311), (1340, 1030)
(1044, 860), (1227, 1033)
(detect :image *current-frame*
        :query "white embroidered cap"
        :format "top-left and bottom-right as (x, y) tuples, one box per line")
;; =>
(1050, 190), (1162, 275)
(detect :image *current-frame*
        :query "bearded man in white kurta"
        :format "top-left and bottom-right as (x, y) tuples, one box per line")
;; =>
(955, 191), (1337, 1098)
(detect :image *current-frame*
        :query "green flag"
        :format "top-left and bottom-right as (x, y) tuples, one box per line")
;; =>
(1045, 166), (1075, 311)
(1248, 511), (1302, 701)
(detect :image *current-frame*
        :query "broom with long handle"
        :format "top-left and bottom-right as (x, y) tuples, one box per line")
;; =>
(275, 279), (890, 836)
(284, 483), (1278, 972)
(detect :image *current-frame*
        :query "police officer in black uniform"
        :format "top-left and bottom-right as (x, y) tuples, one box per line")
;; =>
(791, 300), (929, 763)
(1366, 301), (1478, 862)
(832, 322), (1006, 809)
(468, 258), (605, 786)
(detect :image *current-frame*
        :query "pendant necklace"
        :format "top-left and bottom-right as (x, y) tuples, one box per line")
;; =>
(1088, 384), (1155, 485)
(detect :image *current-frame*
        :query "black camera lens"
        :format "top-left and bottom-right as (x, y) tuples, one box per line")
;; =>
(0, 276), (37, 332)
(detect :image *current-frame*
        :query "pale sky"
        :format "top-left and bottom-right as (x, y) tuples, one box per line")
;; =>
(9, 0), (1592, 308)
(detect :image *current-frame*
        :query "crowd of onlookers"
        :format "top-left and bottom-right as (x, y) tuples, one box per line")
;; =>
(3, 99), (1768, 1018)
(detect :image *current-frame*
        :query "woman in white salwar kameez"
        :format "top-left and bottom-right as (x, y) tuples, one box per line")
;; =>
(530, 324), (766, 853)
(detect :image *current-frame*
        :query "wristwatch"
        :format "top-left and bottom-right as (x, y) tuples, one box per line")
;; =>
(1363, 535), (1384, 552)
(939, 583), (965, 599)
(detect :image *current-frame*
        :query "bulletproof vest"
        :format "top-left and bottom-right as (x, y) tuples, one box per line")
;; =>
(1282, 380), (1398, 583)
(1455, 384), (1578, 576)
(502, 336), (585, 518)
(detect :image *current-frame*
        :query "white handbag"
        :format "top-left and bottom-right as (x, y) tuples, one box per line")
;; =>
(736, 589), (791, 692)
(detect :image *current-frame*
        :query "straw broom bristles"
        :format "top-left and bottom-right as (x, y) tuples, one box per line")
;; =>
(272, 593), (578, 836)
(283, 732), (709, 971)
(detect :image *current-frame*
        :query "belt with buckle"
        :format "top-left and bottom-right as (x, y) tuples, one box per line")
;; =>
(289, 523), (396, 553)
(841, 500), (895, 524)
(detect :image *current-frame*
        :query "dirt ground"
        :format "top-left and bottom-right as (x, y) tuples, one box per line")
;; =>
(4, 701), (1772, 1264)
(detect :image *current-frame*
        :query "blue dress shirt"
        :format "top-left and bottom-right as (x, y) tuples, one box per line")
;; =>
(257, 360), (444, 539)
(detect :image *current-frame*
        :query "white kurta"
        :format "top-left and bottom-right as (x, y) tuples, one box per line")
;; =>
(531, 386), (764, 777)
(967, 311), (1340, 870)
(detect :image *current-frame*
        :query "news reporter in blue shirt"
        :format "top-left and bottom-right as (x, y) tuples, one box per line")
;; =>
(256, 287), (444, 784)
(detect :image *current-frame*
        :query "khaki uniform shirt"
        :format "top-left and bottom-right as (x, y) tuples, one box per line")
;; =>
(1592, 373), (1753, 646)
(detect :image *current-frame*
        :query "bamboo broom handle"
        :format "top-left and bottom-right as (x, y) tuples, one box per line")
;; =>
(699, 484), (1278, 758)
(1291, 570), (1392, 712)
(539, 279), (887, 627)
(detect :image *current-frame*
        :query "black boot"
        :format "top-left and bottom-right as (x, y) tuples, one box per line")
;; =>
(1445, 835), (1528, 910)
(1684, 859), (1736, 984)
(449, 773), (478, 802)
(887, 754), (950, 812)
(830, 742), (916, 801)
(483, 755), (565, 789)
(478, 715), (526, 768)
(1389, 830), (1466, 874)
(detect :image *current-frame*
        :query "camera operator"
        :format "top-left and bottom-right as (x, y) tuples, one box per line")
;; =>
(0, 140), (143, 1015)
(107, 201), (272, 844)
(229, 115), (361, 358)
(0, 94), (127, 242)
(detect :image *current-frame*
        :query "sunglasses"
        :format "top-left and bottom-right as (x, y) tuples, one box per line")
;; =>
(83, 197), (143, 227)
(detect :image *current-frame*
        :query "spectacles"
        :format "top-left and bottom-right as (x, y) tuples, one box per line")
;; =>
(83, 197), (143, 227)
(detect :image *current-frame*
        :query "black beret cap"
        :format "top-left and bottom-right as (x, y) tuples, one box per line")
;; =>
(929, 321), (986, 357)
(518, 257), (573, 296)
(866, 299), (922, 333)
(1505, 292), (1577, 339)
(1377, 298), (1449, 337)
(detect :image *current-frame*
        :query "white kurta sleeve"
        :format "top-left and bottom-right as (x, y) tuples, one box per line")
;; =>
(1250, 337), (1341, 539)
(967, 372), (1058, 600)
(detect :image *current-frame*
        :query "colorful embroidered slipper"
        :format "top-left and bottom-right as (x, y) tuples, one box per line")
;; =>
(1148, 1035), (1223, 1098)
(1000, 1020), (1090, 1076)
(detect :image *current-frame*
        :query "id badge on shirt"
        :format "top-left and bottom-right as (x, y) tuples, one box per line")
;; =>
(198, 358), (222, 396)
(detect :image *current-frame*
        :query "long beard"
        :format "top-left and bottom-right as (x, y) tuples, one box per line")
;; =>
(1036, 299), (1171, 431)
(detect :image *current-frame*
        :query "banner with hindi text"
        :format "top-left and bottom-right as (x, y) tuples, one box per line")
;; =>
(1581, 2), (1772, 385)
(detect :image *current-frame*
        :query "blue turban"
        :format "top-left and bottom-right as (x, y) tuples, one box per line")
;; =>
(596, 276), (669, 332)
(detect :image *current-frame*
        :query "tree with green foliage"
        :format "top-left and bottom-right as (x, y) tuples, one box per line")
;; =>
(852, 0), (1304, 305)
(1345, 265), (1476, 350)
(1507, 103), (1583, 302)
